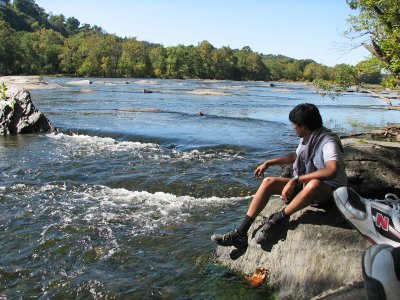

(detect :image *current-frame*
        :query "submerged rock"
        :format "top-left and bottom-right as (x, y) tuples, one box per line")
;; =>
(66, 79), (93, 85)
(0, 86), (54, 135)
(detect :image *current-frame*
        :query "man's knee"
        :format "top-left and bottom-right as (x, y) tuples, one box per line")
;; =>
(258, 177), (287, 196)
(304, 179), (333, 202)
(261, 176), (279, 188)
(304, 179), (323, 191)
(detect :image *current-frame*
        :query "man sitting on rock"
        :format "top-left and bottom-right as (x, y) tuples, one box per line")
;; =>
(211, 103), (347, 249)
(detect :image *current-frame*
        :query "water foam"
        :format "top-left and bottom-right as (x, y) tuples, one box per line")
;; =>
(47, 132), (242, 162)
(6, 183), (249, 239)
(48, 132), (161, 153)
(188, 89), (232, 96)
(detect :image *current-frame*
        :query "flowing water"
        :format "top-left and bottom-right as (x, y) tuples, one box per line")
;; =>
(0, 78), (397, 299)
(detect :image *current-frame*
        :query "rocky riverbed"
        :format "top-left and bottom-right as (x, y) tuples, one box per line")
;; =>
(1, 76), (399, 298)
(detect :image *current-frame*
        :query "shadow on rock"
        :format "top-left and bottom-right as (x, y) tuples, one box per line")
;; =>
(290, 202), (352, 230)
(250, 218), (290, 252)
(229, 246), (248, 260)
(259, 225), (289, 251)
(246, 201), (354, 252)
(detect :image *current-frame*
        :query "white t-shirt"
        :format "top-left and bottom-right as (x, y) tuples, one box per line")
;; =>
(295, 137), (347, 187)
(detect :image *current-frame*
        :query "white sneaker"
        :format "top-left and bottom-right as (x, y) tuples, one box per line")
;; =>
(362, 244), (400, 300)
(333, 187), (400, 247)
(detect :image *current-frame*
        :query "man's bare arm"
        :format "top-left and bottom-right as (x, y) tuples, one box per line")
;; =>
(254, 152), (297, 178)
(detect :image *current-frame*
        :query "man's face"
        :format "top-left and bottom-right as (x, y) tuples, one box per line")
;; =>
(292, 123), (304, 137)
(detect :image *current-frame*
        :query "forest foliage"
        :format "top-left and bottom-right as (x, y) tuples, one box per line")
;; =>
(346, 0), (400, 88)
(0, 0), (383, 85)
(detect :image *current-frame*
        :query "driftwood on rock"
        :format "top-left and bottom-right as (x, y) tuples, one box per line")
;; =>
(0, 86), (53, 135)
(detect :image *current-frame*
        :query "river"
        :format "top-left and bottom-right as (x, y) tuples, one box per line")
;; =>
(0, 78), (397, 299)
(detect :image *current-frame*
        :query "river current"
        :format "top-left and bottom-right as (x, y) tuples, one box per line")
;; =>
(0, 78), (397, 299)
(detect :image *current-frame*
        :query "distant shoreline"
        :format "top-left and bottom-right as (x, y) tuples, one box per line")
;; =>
(1, 75), (399, 102)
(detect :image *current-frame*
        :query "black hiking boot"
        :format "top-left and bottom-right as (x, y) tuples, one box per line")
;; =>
(254, 211), (289, 244)
(211, 228), (248, 249)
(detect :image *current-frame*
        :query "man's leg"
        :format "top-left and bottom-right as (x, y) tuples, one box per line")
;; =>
(283, 179), (333, 216)
(247, 177), (290, 217)
(211, 176), (289, 248)
(254, 179), (333, 244)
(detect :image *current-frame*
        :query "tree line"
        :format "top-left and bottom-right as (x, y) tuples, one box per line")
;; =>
(0, 0), (385, 86)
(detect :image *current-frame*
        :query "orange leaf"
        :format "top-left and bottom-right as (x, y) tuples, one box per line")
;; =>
(245, 267), (269, 287)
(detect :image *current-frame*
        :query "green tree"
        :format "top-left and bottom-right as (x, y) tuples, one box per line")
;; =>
(65, 17), (80, 36)
(284, 61), (301, 81)
(347, 0), (400, 85)
(15, 31), (39, 73)
(263, 59), (284, 81)
(149, 46), (167, 78)
(16, 29), (64, 74)
(48, 13), (66, 36)
(235, 47), (268, 80)
(36, 29), (64, 74)
(197, 40), (215, 79)
(331, 64), (358, 86)
(0, 20), (17, 74)
(165, 45), (194, 79)
(76, 33), (121, 77)
(302, 63), (330, 82)
(2, 3), (31, 31)
(314, 64), (358, 99)
(246, 52), (269, 80)
(355, 57), (383, 84)
(118, 38), (150, 77)
(212, 46), (239, 80)
(59, 32), (86, 74)
(13, 0), (48, 29)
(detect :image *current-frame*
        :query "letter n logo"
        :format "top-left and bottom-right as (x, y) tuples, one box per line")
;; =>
(375, 213), (389, 231)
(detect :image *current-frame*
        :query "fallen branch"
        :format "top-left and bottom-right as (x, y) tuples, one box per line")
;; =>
(363, 89), (394, 107)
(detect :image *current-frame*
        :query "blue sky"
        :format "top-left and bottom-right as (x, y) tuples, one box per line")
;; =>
(34, 0), (369, 66)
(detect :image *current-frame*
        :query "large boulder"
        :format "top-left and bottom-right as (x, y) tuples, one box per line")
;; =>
(343, 138), (400, 197)
(215, 199), (368, 299)
(0, 85), (53, 135)
(214, 138), (400, 299)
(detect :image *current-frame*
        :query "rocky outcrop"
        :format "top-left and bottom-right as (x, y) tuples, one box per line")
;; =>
(343, 138), (400, 197)
(214, 138), (400, 299)
(215, 199), (368, 299)
(0, 85), (54, 135)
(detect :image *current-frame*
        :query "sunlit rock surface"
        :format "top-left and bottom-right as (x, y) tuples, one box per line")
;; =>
(0, 85), (53, 135)
(214, 138), (400, 299)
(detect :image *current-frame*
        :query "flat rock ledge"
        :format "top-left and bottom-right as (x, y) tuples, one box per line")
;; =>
(214, 137), (400, 300)
(0, 75), (63, 90)
(343, 138), (400, 197)
(0, 85), (54, 135)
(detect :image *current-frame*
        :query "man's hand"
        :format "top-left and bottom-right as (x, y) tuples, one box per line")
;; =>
(254, 161), (269, 178)
(281, 179), (296, 203)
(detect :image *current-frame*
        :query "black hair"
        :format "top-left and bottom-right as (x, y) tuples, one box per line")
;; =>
(289, 103), (323, 130)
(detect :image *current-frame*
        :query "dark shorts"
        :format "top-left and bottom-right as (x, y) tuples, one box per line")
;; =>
(283, 183), (303, 204)
(284, 182), (339, 205)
